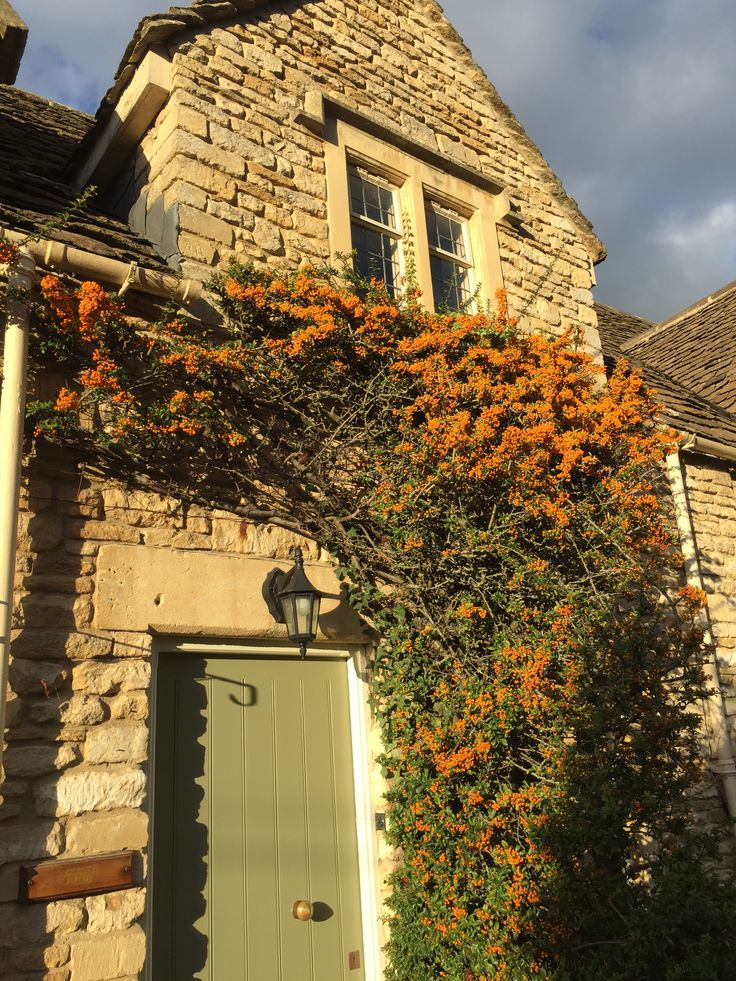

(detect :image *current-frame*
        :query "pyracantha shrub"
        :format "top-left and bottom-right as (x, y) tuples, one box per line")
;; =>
(16, 253), (736, 979)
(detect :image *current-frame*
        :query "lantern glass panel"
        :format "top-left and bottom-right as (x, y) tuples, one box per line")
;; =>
(282, 596), (298, 638)
(311, 595), (322, 633)
(295, 593), (314, 636)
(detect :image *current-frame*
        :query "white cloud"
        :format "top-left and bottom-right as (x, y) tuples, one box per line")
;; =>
(658, 201), (736, 253)
(441, 0), (736, 320)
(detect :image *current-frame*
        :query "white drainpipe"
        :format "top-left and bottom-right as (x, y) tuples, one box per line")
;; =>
(0, 249), (35, 774)
(666, 450), (736, 830)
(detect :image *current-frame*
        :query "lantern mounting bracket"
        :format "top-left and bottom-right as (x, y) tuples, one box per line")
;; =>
(263, 567), (290, 625)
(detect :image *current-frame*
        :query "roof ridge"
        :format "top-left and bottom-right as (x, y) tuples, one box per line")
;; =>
(621, 278), (736, 353)
(594, 299), (653, 327)
(0, 83), (93, 121)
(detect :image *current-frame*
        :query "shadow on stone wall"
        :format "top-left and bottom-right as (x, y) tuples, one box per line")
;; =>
(150, 654), (208, 978)
(1, 447), (148, 979)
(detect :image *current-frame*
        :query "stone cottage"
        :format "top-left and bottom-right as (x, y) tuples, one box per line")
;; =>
(1, 0), (722, 979)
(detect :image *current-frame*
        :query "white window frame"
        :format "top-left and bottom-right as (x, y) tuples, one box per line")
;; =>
(348, 165), (406, 296)
(425, 197), (476, 311)
(324, 116), (505, 313)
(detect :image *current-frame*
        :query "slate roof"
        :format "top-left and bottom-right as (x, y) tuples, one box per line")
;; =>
(0, 84), (169, 267)
(80, 0), (605, 265)
(595, 301), (736, 449)
(621, 280), (736, 413)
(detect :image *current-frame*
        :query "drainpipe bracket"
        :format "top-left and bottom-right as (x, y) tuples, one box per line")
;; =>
(711, 759), (736, 778)
(118, 261), (139, 297)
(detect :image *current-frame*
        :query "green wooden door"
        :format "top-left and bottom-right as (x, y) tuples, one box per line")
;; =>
(152, 653), (366, 981)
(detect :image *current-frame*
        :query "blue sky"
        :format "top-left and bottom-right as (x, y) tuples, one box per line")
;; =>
(12, 0), (736, 322)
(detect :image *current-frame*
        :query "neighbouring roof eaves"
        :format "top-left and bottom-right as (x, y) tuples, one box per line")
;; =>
(637, 361), (736, 448)
(596, 300), (736, 449)
(620, 279), (736, 413)
(88, 0), (605, 265)
(0, 84), (169, 268)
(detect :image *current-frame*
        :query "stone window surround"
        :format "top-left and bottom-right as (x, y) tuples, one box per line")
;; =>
(325, 117), (505, 313)
(300, 92), (510, 314)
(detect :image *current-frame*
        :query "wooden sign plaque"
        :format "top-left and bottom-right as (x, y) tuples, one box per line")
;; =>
(19, 851), (135, 903)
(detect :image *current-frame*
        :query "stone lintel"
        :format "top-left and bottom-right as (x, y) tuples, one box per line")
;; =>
(95, 543), (370, 643)
(295, 88), (508, 202)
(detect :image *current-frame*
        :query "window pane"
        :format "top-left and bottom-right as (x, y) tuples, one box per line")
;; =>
(426, 207), (467, 259)
(430, 254), (472, 311)
(349, 172), (396, 228)
(351, 223), (400, 295)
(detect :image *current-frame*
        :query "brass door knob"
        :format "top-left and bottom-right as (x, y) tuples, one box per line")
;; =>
(292, 899), (314, 922)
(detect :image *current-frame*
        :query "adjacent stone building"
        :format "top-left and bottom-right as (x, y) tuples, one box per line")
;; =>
(598, 285), (736, 835)
(2, 1), (733, 979)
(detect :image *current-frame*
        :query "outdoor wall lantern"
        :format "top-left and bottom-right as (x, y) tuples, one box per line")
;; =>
(264, 547), (323, 659)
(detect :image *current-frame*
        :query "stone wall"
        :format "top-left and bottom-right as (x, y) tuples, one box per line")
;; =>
(1, 460), (148, 979)
(676, 452), (736, 849)
(129, 0), (600, 344)
(683, 454), (736, 729)
(5, 450), (736, 977)
(1, 448), (384, 980)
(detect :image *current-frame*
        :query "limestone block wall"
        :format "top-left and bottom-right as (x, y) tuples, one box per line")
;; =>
(128, 0), (600, 343)
(0, 448), (385, 980)
(683, 454), (736, 736)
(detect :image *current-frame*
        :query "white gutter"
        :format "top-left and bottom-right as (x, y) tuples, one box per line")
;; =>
(679, 432), (736, 465)
(666, 450), (736, 831)
(0, 228), (201, 304)
(0, 249), (35, 774)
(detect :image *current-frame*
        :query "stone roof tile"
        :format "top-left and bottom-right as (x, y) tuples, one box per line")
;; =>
(621, 280), (736, 413)
(595, 300), (736, 450)
(595, 301), (653, 365)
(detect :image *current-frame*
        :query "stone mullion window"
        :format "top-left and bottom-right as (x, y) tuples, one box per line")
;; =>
(324, 113), (506, 314)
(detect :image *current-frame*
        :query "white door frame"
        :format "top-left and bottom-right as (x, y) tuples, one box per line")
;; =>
(144, 638), (382, 981)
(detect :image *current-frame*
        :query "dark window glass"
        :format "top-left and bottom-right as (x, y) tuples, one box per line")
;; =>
(426, 204), (473, 311)
(349, 172), (397, 227)
(429, 254), (472, 311)
(426, 208), (467, 260)
(352, 224), (400, 294)
(349, 171), (401, 296)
